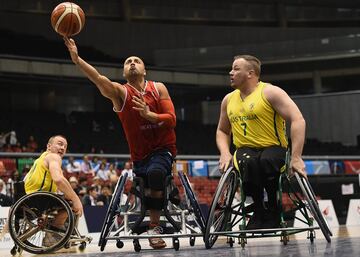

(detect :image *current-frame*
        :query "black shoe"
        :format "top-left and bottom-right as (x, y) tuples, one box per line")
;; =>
(246, 210), (264, 230)
(262, 210), (280, 229)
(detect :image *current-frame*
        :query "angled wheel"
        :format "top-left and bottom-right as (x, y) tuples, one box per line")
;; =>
(304, 176), (333, 237)
(8, 192), (74, 254)
(99, 173), (128, 251)
(178, 171), (206, 233)
(204, 167), (239, 249)
(295, 173), (331, 243)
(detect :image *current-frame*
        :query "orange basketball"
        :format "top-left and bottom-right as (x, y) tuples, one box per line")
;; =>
(51, 2), (85, 37)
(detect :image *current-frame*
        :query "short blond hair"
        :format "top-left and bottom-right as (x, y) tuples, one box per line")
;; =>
(48, 135), (67, 144)
(234, 55), (261, 77)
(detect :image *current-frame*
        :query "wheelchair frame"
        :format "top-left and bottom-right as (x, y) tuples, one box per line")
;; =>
(99, 171), (205, 252)
(204, 153), (332, 249)
(8, 191), (91, 255)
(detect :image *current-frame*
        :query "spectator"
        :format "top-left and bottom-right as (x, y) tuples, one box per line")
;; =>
(66, 156), (81, 173)
(9, 131), (18, 146)
(26, 135), (39, 152)
(0, 132), (10, 149)
(81, 155), (95, 176)
(91, 156), (101, 174)
(108, 163), (118, 178)
(78, 176), (88, 196)
(92, 176), (102, 195)
(82, 186), (98, 206)
(97, 163), (110, 181)
(69, 176), (81, 195)
(121, 161), (134, 181)
(97, 185), (112, 206)
(0, 180), (12, 206)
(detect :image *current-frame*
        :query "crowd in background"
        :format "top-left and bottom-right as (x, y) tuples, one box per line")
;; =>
(0, 131), (39, 153)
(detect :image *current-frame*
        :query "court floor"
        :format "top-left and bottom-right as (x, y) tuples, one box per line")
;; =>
(2, 225), (359, 257)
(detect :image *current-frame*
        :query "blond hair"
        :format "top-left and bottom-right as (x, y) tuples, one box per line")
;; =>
(234, 55), (261, 77)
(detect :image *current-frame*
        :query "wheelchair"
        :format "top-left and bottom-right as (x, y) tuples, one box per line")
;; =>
(8, 189), (92, 255)
(204, 152), (332, 249)
(99, 170), (205, 252)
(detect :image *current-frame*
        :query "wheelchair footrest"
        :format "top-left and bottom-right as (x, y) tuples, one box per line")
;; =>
(132, 223), (176, 235)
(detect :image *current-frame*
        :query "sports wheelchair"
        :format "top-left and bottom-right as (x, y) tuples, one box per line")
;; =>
(99, 171), (205, 252)
(8, 184), (92, 255)
(204, 152), (332, 249)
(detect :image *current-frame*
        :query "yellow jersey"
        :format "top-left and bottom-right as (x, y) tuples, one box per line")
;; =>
(227, 82), (288, 149)
(24, 152), (57, 194)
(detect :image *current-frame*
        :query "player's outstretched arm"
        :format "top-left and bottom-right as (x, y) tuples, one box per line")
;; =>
(63, 37), (124, 101)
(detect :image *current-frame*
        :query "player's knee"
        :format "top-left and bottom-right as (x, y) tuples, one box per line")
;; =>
(147, 169), (166, 191)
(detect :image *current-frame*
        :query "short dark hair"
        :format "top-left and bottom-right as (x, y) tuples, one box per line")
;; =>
(234, 55), (261, 77)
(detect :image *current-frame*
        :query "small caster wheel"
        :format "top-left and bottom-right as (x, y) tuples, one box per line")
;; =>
(133, 239), (141, 252)
(240, 238), (246, 248)
(309, 232), (314, 243)
(10, 246), (17, 256)
(116, 240), (124, 248)
(79, 242), (86, 251)
(189, 236), (195, 246)
(173, 237), (179, 251)
(228, 237), (234, 247)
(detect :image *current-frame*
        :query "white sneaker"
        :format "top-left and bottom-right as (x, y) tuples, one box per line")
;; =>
(147, 226), (166, 249)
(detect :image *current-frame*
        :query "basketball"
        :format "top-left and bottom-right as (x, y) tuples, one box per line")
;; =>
(51, 2), (85, 37)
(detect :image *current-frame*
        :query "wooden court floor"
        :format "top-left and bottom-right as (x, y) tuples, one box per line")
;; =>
(2, 225), (359, 257)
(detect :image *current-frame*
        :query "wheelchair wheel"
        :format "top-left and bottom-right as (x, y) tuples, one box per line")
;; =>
(304, 176), (333, 237)
(295, 173), (331, 243)
(178, 171), (206, 233)
(204, 167), (239, 249)
(8, 192), (74, 254)
(99, 173), (128, 251)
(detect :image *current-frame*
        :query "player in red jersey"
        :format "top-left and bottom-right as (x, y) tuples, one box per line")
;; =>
(64, 37), (176, 249)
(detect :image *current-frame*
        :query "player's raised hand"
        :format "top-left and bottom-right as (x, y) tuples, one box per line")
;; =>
(64, 37), (79, 64)
(132, 94), (150, 118)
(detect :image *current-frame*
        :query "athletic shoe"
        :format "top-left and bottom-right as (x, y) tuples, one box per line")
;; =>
(147, 226), (166, 249)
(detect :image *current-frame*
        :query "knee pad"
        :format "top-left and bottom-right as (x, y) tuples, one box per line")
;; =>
(147, 169), (166, 191)
(144, 196), (164, 210)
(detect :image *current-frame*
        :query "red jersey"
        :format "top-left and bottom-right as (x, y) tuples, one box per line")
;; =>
(115, 81), (177, 161)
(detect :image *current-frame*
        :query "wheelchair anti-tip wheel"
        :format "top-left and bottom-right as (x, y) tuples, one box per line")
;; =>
(8, 192), (74, 254)
(204, 167), (239, 249)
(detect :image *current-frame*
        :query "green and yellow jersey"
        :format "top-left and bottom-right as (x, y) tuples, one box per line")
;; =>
(227, 81), (288, 149)
(24, 152), (57, 194)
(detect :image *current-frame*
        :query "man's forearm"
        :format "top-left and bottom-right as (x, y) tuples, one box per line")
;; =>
(290, 118), (306, 158)
(56, 177), (79, 202)
(216, 130), (231, 155)
(76, 57), (101, 84)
